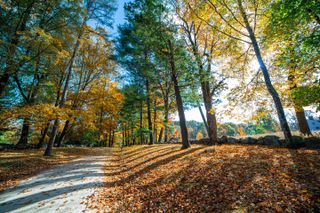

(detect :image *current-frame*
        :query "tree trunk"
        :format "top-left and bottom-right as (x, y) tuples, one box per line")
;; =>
(197, 52), (217, 145)
(56, 120), (70, 147)
(44, 119), (60, 156)
(294, 105), (312, 136)
(164, 97), (169, 143)
(122, 127), (125, 146)
(125, 125), (128, 146)
(109, 128), (112, 147)
(146, 79), (153, 145)
(201, 82), (218, 145)
(153, 99), (157, 143)
(287, 62), (312, 136)
(237, 0), (292, 145)
(111, 130), (115, 147)
(140, 100), (144, 144)
(17, 118), (30, 146)
(44, 6), (89, 156)
(198, 103), (209, 137)
(38, 122), (50, 149)
(158, 127), (164, 143)
(167, 40), (190, 149)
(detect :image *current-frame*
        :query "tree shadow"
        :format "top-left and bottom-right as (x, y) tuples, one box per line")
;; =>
(121, 146), (171, 162)
(0, 182), (104, 212)
(104, 147), (179, 176)
(117, 146), (154, 158)
(0, 155), (107, 212)
(0, 145), (202, 212)
(287, 148), (320, 211)
(134, 149), (272, 212)
(103, 146), (204, 187)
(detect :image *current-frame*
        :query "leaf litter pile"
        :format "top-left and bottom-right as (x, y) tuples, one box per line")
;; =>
(88, 144), (320, 212)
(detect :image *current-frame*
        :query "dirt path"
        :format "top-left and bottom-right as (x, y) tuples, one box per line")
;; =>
(0, 153), (108, 213)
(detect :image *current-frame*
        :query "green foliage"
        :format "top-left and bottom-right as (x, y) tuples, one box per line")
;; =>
(218, 123), (238, 137)
(0, 130), (15, 144)
(292, 84), (320, 110)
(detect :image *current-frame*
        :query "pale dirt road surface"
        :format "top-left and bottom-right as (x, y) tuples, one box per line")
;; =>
(0, 153), (108, 213)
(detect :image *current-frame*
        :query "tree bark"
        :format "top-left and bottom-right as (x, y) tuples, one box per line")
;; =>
(167, 39), (190, 149)
(164, 97), (169, 143)
(198, 103), (209, 136)
(111, 130), (115, 147)
(109, 128), (112, 147)
(140, 100), (144, 144)
(44, 119), (60, 156)
(122, 126), (125, 146)
(44, 2), (90, 156)
(56, 120), (70, 147)
(146, 79), (153, 145)
(294, 105), (312, 136)
(184, 21), (218, 145)
(153, 99), (157, 143)
(201, 82), (218, 145)
(197, 54), (218, 145)
(237, 0), (292, 145)
(288, 62), (312, 136)
(37, 122), (50, 149)
(158, 127), (164, 143)
(17, 118), (30, 146)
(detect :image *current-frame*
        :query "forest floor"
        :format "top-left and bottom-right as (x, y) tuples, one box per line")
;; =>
(88, 144), (320, 212)
(0, 148), (110, 213)
(0, 144), (319, 212)
(0, 147), (108, 192)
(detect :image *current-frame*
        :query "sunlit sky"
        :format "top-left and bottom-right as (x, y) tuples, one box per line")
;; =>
(111, 0), (319, 123)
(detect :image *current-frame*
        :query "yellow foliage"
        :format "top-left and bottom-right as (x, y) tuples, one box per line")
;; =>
(196, 131), (203, 140)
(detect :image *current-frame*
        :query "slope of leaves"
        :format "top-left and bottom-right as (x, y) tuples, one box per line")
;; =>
(0, 147), (108, 192)
(89, 144), (320, 212)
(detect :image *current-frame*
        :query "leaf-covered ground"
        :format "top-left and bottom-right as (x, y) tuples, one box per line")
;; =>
(88, 144), (320, 212)
(0, 147), (107, 192)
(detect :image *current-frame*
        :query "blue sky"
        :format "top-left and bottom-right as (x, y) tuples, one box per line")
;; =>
(110, 0), (131, 35)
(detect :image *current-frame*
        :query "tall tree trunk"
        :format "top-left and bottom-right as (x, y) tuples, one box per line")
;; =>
(158, 127), (164, 143)
(201, 81), (218, 145)
(17, 118), (30, 146)
(38, 122), (50, 149)
(288, 63), (312, 136)
(167, 40), (190, 149)
(122, 126), (125, 146)
(56, 120), (70, 147)
(153, 99), (157, 143)
(164, 97), (169, 143)
(125, 125), (128, 147)
(294, 105), (312, 136)
(237, 0), (292, 145)
(104, 133), (108, 147)
(140, 100), (144, 144)
(146, 80), (153, 145)
(197, 103), (209, 137)
(196, 51), (217, 145)
(44, 119), (60, 156)
(111, 130), (115, 147)
(44, 5), (90, 156)
(109, 128), (112, 147)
